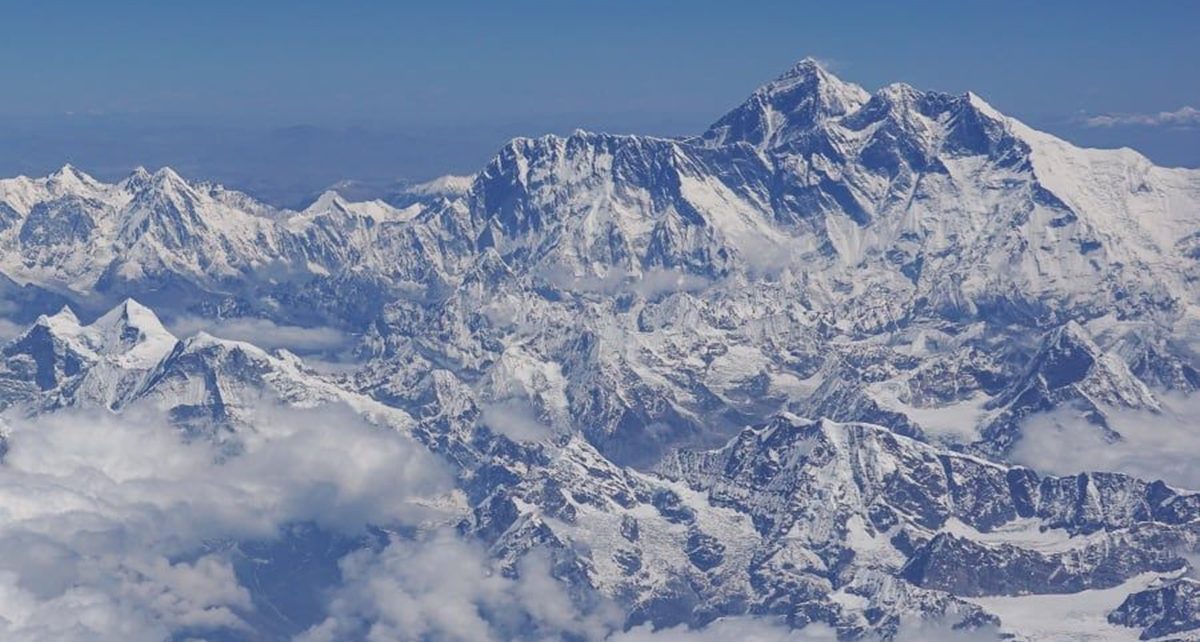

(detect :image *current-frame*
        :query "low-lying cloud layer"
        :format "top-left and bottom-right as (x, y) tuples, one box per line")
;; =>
(0, 402), (450, 641)
(1011, 393), (1200, 489)
(0, 396), (1013, 641)
(298, 533), (619, 642)
(167, 316), (351, 354)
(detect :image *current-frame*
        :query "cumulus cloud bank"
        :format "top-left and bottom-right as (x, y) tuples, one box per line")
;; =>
(300, 533), (1001, 642)
(298, 532), (619, 642)
(304, 548), (851, 642)
(0, 396), (1012, 641)
(0, 402), (450, 641)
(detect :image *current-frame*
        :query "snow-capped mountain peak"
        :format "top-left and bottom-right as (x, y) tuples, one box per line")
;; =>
(404, 174), (474, 198)
(0, 299), (178, 410)
(27, 299), (176, 367)
(148, 165), (188, 189)
(295, 188), (413, 225)
(88, 297), (177, 364)
(47, 163), (102, 191)
(700, 57), (871, 148)
(299, 189), (353, 218)
(37, 305), (83, 333)
(118, 165), (154, 193)
(964, 90), (1006, 121)
(1, 59), (1200, 641)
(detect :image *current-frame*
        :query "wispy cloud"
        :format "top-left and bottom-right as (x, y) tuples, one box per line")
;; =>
(1081, 106), (1200, 128)
(166, 315), (350, 354)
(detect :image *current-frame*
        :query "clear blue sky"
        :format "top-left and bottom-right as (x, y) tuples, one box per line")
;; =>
(1, 0), (1196, 202)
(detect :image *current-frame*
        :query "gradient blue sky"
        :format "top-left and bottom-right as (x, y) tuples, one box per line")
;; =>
(1, 0), (1196, 202)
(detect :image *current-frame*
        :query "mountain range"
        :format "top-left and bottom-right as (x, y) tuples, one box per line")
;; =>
(1, 58), (1199, 641)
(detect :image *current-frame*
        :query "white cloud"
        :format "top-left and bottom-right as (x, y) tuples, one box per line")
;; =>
(890, 621), (1004, 642)
(296, 532), (620, 642)
(0, 401), (451, 641)
(479, 398), (556, 442)
(608, 619), (1001, 642)
(0, 555), (250, 642)
(1082, 106), (1200, 128)
(167, 316), (350, 353)
(630, 270), (711, 299)
(0, 384), (1018, 641)
(0, 318), (26, 343)
(299, 531), (1002, 642)
(1011, 393), (1200, 489)
(609, 619), (836, 641)
(808, 57), (841, 72)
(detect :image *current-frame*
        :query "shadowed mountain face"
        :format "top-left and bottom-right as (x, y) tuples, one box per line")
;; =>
(1, 60), (1200, 641)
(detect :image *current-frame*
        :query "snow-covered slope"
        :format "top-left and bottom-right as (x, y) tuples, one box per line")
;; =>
(2, 58), (1200, 640)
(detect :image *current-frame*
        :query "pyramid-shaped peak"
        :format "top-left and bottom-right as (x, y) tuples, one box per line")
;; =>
(95, 298), (168, 332)
(50, 163), (83, 178)
(119, 166), (153, 191)
(700, 56), (870, 149)
(151, 166), (187, 185)
(47, 304), (81, 325)
(754, 56), (867, 104)
(772, 56), (834, 82)
(47, 163), (101, 190)
(304, 190), (348, 214)
(123, 167), (198, 206)
(87, 298), (176, 363)
(1021, 321), (1106, 392)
